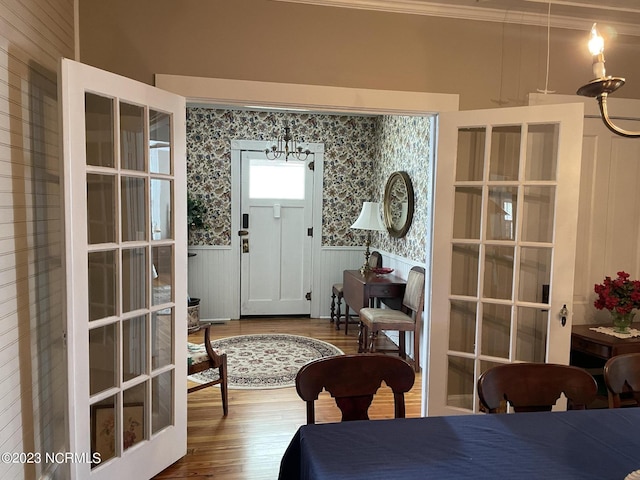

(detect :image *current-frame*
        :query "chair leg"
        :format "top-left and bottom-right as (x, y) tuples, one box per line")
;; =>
(368, 329), (378, 353)
(344, 306), (350, 335)
(399, 332), (407, 360)
(330, 292), (336, 324)
(220, 355), (229, 416)
(358, 321), (367, 353)
(335, 296), (343, 330)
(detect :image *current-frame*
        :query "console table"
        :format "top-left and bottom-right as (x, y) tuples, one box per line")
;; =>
(570, 323), (640, 407)
(341, 269), (406, 334)
(571, 323), (640, 360)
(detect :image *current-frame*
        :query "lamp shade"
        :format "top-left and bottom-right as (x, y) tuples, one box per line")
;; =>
(350, 202), (386, 231)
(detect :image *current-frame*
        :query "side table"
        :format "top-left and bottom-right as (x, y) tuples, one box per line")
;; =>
(570, 323), (640, 408)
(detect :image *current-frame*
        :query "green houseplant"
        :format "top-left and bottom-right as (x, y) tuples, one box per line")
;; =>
(187, 193), (207, 230)
(187, 193), (207, 331)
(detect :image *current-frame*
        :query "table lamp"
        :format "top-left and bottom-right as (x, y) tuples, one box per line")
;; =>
(351, 201), (386, 275)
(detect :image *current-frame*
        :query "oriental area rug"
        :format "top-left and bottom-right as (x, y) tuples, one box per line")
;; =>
(187, 333), (343, 389)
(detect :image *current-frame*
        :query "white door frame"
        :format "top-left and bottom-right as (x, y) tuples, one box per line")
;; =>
(231, 140), (324, 318)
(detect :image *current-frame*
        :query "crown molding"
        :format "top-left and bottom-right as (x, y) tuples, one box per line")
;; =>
(271, 0), (640, 36)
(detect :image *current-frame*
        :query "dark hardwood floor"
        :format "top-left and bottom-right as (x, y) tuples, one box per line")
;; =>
(153, 317), (423, 480)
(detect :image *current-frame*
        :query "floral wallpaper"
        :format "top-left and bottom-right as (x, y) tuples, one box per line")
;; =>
(371, 116), (432, 263)
(186, 108), (432, 263)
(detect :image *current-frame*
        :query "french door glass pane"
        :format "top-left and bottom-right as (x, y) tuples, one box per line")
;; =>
(123, 316), (146, 381)
(481, 303), (511, 358)
(518, 247), (552, 303)
(449, 300), (476, 353)
(447, 356), (474, 410)
(152, 246), (173, 306)
(150, 179), (172, 240)
(120, 102), (145, 171)
(522, 186), (555, 243)
(489, 126), (521, 181)
(91, 396), (117, 468)
(453, 187), (482, 239)
(89, 323), (117, 395)
(487, 187), (517, 241)
(525, 124), (558, 181)
(88, 250), (117, 321)
(451, 244), (479, 297)
(121, 177), (147, 242)
(152, 371), (173, 433)
(152, 310), (173, 370)
(87, 174), (116, 244)
(150, 110), (171, 175)
(123, 383), (147, 451)
(455, 127), (485, 181)
(516, 307), (548, 362)
(85, 93), (114, 168)
(122, 248), (147, 313)
(483, 245), (514, 300)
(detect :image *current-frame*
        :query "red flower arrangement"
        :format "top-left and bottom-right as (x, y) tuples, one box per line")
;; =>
(594, 271), (640, 315)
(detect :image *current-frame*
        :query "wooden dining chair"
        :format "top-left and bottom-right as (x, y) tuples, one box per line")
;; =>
(331, 251), (382, 334)
(187, 324), (229, 416)
(295, 354), (415, 424)
(358, 266), (424, 371)
(477, 362), (598, 413)
(604, 353), (640, 408)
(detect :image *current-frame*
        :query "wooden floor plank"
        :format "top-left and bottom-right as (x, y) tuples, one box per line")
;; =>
(154, 317), (423, 479)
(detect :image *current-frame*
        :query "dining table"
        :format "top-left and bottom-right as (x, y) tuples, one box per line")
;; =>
(278, 408), (640, 480)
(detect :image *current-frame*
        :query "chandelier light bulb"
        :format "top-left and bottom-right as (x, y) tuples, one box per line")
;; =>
(588, 24), (604, 56)
(588, 23), (606, 79)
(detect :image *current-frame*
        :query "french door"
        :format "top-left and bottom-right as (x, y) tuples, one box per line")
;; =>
(60, 59), (187, 479)
(426, 103), (584, 416)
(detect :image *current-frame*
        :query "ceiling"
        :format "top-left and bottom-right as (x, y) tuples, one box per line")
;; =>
(275, 0), (640, 36)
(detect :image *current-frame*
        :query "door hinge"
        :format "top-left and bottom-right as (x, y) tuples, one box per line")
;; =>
(307, 227), (313, 237)
(305, 292), (312, 301)
(308, 161), (315, 171)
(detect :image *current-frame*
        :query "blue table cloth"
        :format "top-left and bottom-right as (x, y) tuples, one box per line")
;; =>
(279, 408), (640, 480)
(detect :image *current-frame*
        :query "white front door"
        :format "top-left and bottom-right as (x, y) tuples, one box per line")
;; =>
(426, 103), (584, 416)
(240, 150), (314, 315)
(60, 59), (187, 479)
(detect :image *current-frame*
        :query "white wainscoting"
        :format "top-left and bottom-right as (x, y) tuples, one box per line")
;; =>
(187, 246), (236, 321)
(187, 245), (425, 325)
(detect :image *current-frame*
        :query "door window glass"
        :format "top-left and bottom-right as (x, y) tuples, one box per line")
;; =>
(249, 158), (305, 199)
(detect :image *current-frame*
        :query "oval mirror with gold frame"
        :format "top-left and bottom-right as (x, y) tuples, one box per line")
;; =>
(383, 171), (414, 238)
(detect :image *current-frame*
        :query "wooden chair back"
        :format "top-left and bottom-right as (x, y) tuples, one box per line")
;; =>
(477, 363), (598, 413)
(295, 354), (415, 424)
(402, 266), (425, 315)
(604, 353), (640, 408)
(369, 251), (382, 269)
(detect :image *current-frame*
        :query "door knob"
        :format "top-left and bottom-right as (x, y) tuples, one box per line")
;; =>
(560, 304), (568, 327)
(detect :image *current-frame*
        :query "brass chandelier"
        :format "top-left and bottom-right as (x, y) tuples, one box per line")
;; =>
(577, 23), (640, 138)
(265, 125), (311, 161)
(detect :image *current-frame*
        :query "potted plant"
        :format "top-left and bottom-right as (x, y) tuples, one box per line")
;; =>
(187, 193), (207, 332)
(187, 193), (207, 230)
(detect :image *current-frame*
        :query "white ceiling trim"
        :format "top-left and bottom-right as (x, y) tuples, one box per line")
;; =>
(272, 0), (640, 36)
(154, 74), (459, 115)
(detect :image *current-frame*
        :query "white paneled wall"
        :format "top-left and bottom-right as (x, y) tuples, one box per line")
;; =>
(0, 1), (74, 479)
(186, 245), (424, 320)
(187, 246), (236, 320)
(573, 117), (640, 325)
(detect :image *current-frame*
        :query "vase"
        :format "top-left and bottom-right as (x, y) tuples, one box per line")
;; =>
(611, 311), (635, 334)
